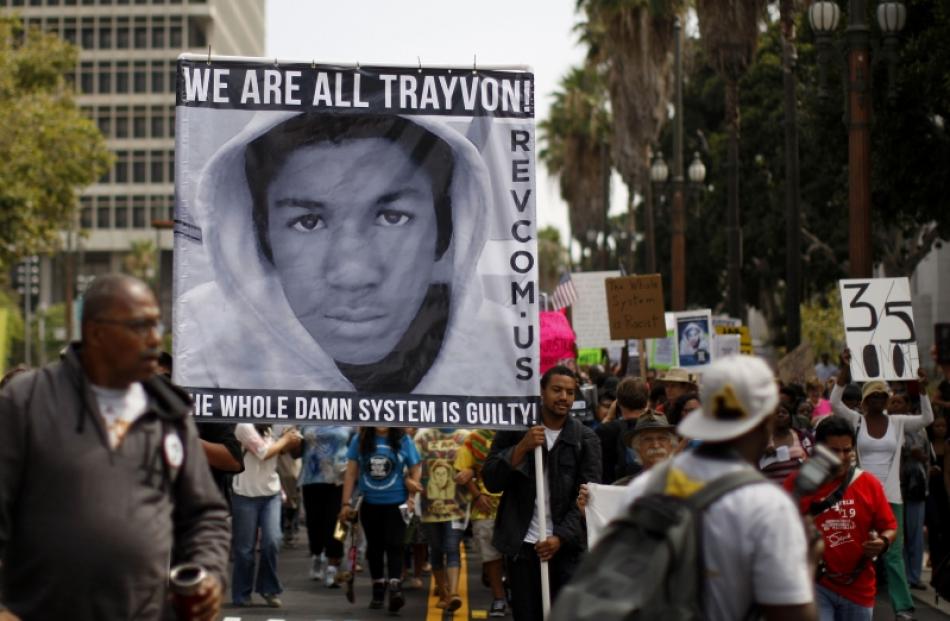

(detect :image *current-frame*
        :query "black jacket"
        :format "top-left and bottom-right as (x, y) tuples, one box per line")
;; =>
(482, 416), (601, 558)
(0, 343), (230, 621)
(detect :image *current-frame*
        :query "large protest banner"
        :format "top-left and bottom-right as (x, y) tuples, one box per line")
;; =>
(838, 277), (919, 381)
(172, 55), (539, 429)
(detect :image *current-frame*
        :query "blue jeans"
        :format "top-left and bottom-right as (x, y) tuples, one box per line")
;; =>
(904, 500), (925, 585)
(816, 584), (873, 621)
(231, 493), (283, 604)
(424, 521), (463, 569)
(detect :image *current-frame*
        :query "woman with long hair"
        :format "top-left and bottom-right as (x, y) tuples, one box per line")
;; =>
(231, 424), (302, 607)
(340, 427), (421, 613)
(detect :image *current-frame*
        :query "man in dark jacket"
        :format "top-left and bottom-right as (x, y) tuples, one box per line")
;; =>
(595, 377), (650, 483)
(0, 274), (229, 621)
(483, 365), (601, 621)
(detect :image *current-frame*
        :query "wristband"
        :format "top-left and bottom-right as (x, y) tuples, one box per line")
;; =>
(879, 536), (891, 556)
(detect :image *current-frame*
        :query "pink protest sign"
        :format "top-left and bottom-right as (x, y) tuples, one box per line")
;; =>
(540, 310), (576, 374)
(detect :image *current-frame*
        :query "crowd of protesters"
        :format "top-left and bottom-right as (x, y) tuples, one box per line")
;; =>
(4, 274), (950, 621)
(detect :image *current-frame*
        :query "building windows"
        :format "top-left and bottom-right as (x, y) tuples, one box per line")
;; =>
(151, 113), (164, 138)
(97, 68), (111, 94)
(116, 26), (129, 49)
(133, 61), (147, 93)
(169, 25), (181, 49)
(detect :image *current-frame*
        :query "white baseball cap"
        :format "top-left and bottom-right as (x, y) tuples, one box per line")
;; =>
(677, 355), (778, 442)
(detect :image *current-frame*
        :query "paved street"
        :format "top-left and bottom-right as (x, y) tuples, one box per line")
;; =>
(220, 532), (500, 621)
(218, 529), (950, 621)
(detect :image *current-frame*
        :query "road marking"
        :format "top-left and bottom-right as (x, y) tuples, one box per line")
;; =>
(426, 544), (469, 620)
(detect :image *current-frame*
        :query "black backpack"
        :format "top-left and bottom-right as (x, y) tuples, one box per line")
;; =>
(551, 460), (765, 621)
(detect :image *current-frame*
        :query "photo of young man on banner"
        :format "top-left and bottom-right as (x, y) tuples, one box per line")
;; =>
(172, 57), (539, 426)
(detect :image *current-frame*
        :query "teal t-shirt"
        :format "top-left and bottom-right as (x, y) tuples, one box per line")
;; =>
(346, 434), (420, 505)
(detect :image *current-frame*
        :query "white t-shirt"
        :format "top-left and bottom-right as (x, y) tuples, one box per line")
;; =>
(857, 419), (899, 494)
(90, 383), (148, 449)
(232, 424), (281, 497)
(524, 427), (561, 544)
(623, 451), (814, 620)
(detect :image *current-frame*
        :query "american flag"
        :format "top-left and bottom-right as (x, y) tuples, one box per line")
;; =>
(551, 272), (578, 310)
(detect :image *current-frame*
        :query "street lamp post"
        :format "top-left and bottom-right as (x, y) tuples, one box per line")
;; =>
(671, 16), (686, 310)
(651, 149), (706, 299)
(649, 149), (669, 275)
(809, 0), (906, 278)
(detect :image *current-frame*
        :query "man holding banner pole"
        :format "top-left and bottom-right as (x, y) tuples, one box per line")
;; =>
(483, 366), (601, 620)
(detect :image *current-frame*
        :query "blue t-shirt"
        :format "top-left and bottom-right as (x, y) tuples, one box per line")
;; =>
(346, 434), (421, 505)
(299, 426), (352, 487)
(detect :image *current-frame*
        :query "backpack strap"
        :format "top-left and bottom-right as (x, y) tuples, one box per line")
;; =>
(686, 468), (767, 510)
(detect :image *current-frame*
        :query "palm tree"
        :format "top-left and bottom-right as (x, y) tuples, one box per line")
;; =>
(578, 0), (685, 273)
(539, 63), (611, 258)
(578, 0), (683, 190)
(694, 0), (768, 317)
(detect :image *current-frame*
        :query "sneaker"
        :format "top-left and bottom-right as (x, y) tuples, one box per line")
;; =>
(896, 612), (917, 621)
(447, 593), (463, 612)
(388, 579), (405, 613)
(909, 582), (927, 591)
(489, 598), (507, 617)
(309, 555), (325, 581)
(370, 581), (386, 609)
(325, 564), (339, 589)
(262, 594), (282, 608)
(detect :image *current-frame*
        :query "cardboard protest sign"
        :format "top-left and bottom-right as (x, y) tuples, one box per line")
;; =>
(673, 310), (714, 368)
(571, 270), (624, 349)
(604, 274), (666, 340)
(173, 56), (538, 428)
(777, 342), (817, 385)
(838, 277), (919, 381)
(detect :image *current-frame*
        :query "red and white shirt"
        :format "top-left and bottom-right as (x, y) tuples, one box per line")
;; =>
(785, 469), (896, 608)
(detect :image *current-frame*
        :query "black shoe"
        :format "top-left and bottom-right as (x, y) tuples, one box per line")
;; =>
(909, 582), (927, 590)
(370, 581), (386, 609)
(388, 579), (405, 613)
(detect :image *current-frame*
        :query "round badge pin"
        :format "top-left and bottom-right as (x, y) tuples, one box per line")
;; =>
(164, 433), (184, 469)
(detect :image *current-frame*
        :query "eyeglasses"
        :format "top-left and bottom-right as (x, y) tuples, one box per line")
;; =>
(93, 317), (165, 338)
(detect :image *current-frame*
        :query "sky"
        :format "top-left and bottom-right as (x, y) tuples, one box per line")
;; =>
(264, 0), (631, 248)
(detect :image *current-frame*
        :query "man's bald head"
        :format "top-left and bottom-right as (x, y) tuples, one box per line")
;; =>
(81, 274), (154, 327)
(79, 274), (162, 388)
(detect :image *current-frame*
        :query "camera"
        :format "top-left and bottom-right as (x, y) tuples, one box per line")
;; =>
(570, 383), (598, 423)
(793, 444), (842, 499)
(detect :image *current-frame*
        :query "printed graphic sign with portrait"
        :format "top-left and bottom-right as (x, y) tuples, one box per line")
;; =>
(838, 277), (919, 381)
(172, 55), (539, 428)
(673, 310), (714, 368)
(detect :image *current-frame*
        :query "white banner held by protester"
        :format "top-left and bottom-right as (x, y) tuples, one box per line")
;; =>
(838, 277), (920, 381)
(172, 55), (539, 427)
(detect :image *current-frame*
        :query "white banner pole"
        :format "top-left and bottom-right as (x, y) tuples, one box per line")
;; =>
(534, 443), (551, 618)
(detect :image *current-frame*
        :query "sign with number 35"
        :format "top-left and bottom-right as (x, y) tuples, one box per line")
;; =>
(838, 277), (919, 381)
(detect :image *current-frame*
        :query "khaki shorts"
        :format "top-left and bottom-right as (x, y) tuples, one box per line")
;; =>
(471, 518), (502, 563)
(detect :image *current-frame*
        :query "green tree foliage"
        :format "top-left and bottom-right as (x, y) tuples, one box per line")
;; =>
(801, 288), (844, 360)
(537, 226), (570, 294)
(0, 17), (111, 270)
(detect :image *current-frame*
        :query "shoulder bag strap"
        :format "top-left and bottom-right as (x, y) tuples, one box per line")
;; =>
(687, 469), (767, 511)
